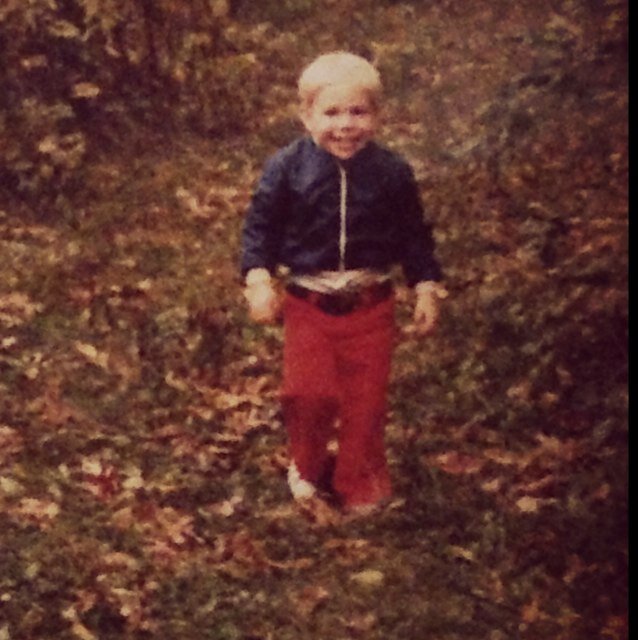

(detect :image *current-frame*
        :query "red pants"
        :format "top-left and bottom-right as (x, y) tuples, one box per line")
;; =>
(281, 292), (395, 508)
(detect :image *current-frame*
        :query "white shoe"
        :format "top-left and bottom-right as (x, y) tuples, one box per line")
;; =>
(287, 462), (316, 500)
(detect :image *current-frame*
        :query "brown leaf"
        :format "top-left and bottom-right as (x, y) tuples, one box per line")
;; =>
(111, 502), (203, 562)
(69, 620), (98, 640)
(520, 596), (547, 624)
(534, 432), (581, 462)
(74, 341), (110, 369)
(506, 380), (533, 403)
(109, 587), (145, 628)
(11, 497), (60, 529)
(296, 496), (342, 527)
(0, 425), (24, 462)
(562, 554), (587, 585)
(322, 538), (376, 566)
(601, 614), (628, 640)
(480, 477), (504, 493)
(81, 458), (121, 502)
(154, 507), (201, 547)
(201, 496), (243, 518)
(591, 483), (611, 501)
(213, 530), (273, 572)
(290, 585), (330, 617)
(515, 496), (541, 513)
(447, 545), (475, 562)
(99, 552), (140, 573)
(344, 612), (378, 635)
(427, 451), (485, 475)
(0, 292), (43, 327)
(253, 445), (289, 476)
(482, 448), (521, 467)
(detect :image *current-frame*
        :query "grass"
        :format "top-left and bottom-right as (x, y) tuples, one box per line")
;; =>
(0, 136), (627, 640)
(0, 1), (628, 638)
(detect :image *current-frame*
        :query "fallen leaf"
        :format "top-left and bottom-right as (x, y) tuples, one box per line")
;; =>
(70, 620), (98, 640)
(323, 538), (375, 566)
(100, 552), (140, 572)
(0, 426), (24, 461)
(0, 292), (43, 326)
(515, 496), (540, 513)
(345, 612), (378, 635)
(480, 477), (503, 493)
(601, 614), (628, 640)
(12, 497), (60, 528)
(0, 476), (24, 496)
(520, 596), (546, 624)
(427, 451), (485, 475)
(296, 496), (342, 527)
(350, 569), (384, 588)
(202, 497), (242, 518)
(62, 606), (98, 640)
(74, 341), (110, 369)
(290, 585), (330, 617)
(447, 545), (475, 562)
(72, 82), (101, 98)
(110, 587), (144, 627)
(591, 483), (611, 501)
(482, 448), (521, 467)
(506, 380), (533, 402)
(81, 458), (121, 502)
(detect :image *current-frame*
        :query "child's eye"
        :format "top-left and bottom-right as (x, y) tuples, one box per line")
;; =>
(350, 107), (369, 116)
(324, 108), (339, 117)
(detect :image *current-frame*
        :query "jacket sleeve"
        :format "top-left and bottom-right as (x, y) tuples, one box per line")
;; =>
(395, 163), (443, 286)
(240, 152), (290, 277)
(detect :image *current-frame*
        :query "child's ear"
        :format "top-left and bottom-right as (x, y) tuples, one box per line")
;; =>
(298, 104), (311, 130)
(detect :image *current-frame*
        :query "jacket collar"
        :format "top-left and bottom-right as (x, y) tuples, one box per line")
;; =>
(305, 137), (376, 171)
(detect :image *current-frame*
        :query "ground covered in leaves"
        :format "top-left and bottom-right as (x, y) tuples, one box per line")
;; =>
(0, 1), (627, 639)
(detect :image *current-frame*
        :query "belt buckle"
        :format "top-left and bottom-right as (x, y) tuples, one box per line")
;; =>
(321, 290), (358, 315)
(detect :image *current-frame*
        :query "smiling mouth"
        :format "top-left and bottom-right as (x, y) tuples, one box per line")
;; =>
(328, 138), (366, 158)
(332, 137), (361, 146)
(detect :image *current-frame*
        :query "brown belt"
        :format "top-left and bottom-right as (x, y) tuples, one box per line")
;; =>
(286, 280), (393, 316)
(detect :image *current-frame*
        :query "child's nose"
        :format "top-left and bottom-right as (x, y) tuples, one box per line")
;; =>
(337, 112), (355, 129)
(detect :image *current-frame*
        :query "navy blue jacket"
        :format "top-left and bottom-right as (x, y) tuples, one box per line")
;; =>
(241, 137), (442, 286)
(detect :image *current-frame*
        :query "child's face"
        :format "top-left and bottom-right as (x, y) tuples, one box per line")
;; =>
(301, 84), (378, 160)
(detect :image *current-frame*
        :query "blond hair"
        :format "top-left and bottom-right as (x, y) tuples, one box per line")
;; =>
(298, 51), (382, 110)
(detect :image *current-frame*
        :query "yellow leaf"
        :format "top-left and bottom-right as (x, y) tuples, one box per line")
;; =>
(72, 82), (101, 99)
(481, 477), (503, 493)
(48, 19), (81, 39)
(350, 569), (384, 587)
(516, 496), (540, 513)
(63, 605), (99, 640)
(70, 621), (98, 640)
(448, 545), (475, 562)
(25, 562), (40, 579)
(0, 476), (24, 496)
(19, 497), (60, 520)
(74, 341), (109, 368)
(164, 371), (189, 391)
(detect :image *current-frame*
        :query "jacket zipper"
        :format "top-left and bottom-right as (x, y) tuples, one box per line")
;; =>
(338, 163), (347, 272)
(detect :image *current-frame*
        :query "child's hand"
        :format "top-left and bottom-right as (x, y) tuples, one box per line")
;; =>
(246, 282), (280, 323)
(412, 281), (447, 335)
(244, 269), (280, 324)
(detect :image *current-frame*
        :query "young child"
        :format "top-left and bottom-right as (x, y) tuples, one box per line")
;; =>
(241, 51), (445, 514)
